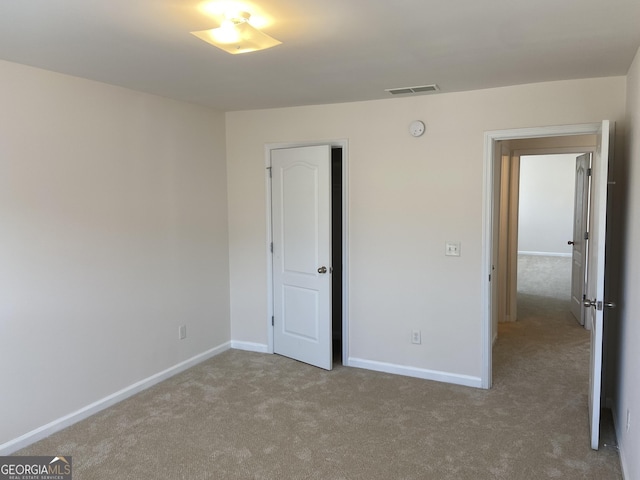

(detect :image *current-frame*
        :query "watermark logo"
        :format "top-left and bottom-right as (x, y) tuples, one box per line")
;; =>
(0, 456), (72, 480)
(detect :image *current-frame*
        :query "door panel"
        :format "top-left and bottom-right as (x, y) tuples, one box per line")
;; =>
(587, 120), (612, 450)
(282, 285), (319, 339)
(272, 145), (332, 370)
(570, 153), (591, 325)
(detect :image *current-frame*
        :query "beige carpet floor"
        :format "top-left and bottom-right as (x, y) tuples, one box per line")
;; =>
(17, 256), (621, 479)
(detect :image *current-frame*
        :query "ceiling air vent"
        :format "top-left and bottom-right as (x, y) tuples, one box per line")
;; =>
(385, 84), (440, 95)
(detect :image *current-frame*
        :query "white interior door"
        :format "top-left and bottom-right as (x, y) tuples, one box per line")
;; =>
(570, 153), (591, 326)
(271, 145), (332, 370)
(586, 120), (612, 450)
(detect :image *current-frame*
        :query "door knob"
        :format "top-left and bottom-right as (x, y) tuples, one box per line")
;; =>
(583, 299), (616, 310)
(317, 266), (327, 274)
(568, 240), (575, 245)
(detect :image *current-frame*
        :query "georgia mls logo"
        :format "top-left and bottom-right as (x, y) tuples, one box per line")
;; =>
(0, 456), (72, 480)
(49, 457), (71, 474)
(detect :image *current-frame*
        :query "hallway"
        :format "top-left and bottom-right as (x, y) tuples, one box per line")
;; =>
(491, 254), (621, 476)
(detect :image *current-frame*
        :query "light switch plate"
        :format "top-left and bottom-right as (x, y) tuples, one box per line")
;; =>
(445, 242), (461, 256)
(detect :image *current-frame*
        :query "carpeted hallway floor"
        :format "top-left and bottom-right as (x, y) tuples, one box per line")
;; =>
(16, 255), (622, 479)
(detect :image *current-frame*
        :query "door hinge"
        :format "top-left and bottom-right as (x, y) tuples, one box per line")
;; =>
(270, 242), (273, 253)
(584, 231), (589, 240)
(489, 274), (491, 282)
(271, 316), (274, 326)
(587, 168), (592, 176)
(266, 166), (272, 178)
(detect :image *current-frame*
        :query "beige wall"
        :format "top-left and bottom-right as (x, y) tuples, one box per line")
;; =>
(518, 154), (578, 255)
(226, 77), (626, 383)
(0, 60), (230, 446)
(616, 45), (640, 480)
(1, 54), (634, 461)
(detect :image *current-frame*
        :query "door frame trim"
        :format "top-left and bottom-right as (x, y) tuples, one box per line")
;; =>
(482, 123), (602, 389)
(265, 140), (350, 365)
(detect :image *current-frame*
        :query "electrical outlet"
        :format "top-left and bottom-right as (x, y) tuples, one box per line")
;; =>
(411, 329), (421, 345)
(627, 409), (631, 433)
(179, 325), (187, 340)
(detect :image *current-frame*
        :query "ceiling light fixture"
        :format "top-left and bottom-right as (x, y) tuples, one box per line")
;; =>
(191, 11), (281, 55)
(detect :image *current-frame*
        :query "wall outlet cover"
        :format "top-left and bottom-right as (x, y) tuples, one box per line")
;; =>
(445, 242), (461, 256)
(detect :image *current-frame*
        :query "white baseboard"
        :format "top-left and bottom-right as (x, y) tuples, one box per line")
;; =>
(0, 342), (231, 455)
(347, 357), (482, 389)
(611, 405), (630, 480)
(231, 341), (270, 354)
(518, 251), (572, 258)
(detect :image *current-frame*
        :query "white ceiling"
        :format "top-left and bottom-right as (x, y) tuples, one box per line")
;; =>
(1, 0), (639, 112)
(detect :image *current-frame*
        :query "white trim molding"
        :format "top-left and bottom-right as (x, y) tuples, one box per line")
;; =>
(230, 341), (270, 353)
(0, 342), (231, 455)
(348, 357), (482, 389)
(612, 406), (631, 480)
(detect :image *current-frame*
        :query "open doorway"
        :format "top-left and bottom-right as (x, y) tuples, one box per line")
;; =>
(483, 122), (614, 450)
(492, 138), (596, 330)
(517, 153), (584, 326)
(331, 147), (343, 364)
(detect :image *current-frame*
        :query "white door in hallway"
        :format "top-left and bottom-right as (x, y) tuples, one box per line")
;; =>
(570, 153), (591, 326)
(271, 145), (332, 370)
(586, 120), (612, 450)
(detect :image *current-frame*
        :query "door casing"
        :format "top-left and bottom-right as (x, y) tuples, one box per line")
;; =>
(265, 140), (350, 365)
(482, 123), (606, 389)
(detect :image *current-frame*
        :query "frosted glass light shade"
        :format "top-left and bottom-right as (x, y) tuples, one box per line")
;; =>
(191, 21), (281, 54)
